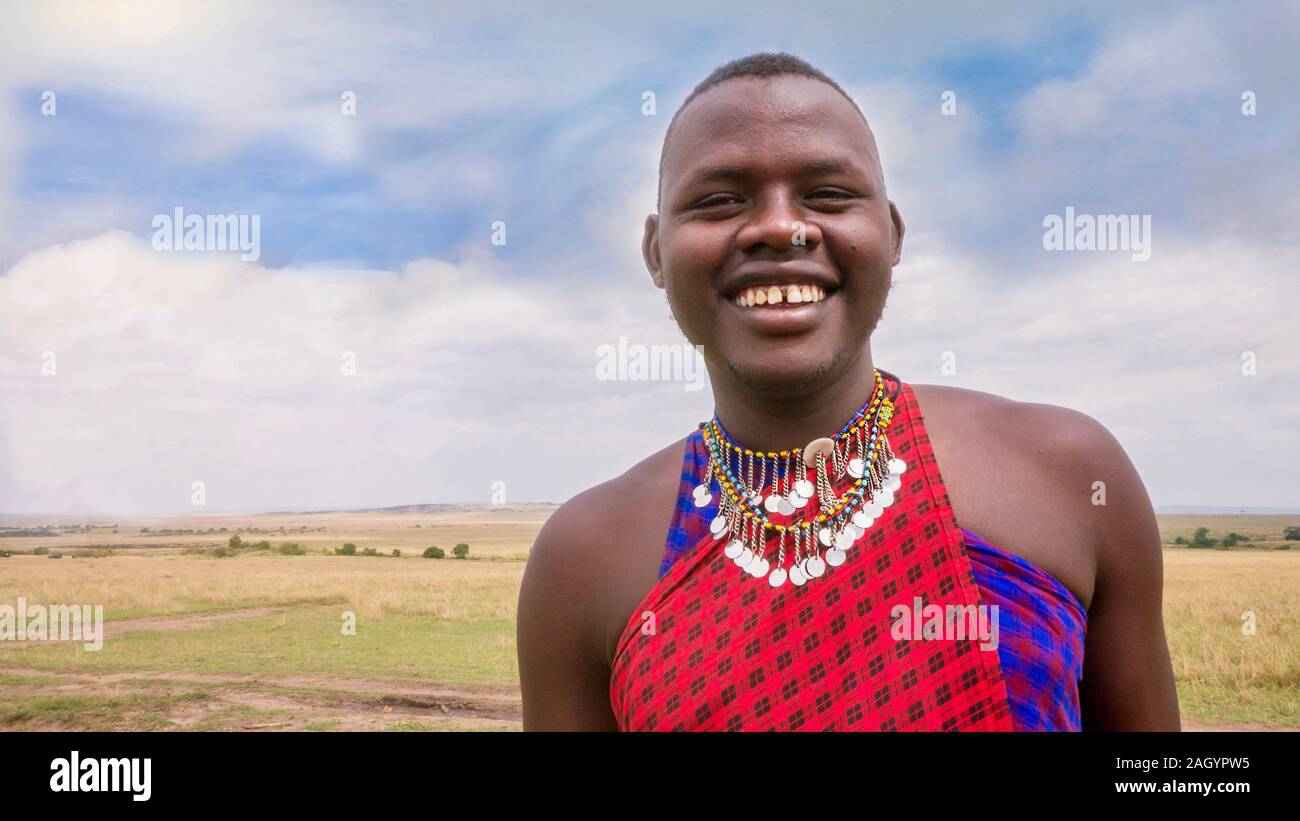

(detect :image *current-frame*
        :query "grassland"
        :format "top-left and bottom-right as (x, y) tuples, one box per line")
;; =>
(0, 509), (1296, 731)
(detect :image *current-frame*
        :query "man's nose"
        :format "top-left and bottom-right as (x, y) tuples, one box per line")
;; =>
(737, 192), (823, 251)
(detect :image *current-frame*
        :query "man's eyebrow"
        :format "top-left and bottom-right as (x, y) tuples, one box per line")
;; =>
(683, 158), (868, 188)
(683, 165), (749, 186)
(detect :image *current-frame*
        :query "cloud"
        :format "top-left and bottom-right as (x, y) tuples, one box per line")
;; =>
(0, 231), (705, 513)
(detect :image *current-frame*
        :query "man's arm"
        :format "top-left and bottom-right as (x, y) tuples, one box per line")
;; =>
(1073, 417), (1181, 730)
(517, 495), (619, 731)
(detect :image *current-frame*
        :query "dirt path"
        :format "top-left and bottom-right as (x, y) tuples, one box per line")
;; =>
(3, 667), (522, 731)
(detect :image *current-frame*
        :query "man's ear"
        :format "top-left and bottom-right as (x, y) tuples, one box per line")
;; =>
(888, 201), (905, 267)
(643, 213), (665, 289)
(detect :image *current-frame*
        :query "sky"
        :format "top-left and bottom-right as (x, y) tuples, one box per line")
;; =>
(0, 0), (1296, 514)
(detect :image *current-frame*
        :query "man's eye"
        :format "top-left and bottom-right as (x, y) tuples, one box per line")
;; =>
(695, 195), (741, 208)
(810, 189), (854, 200)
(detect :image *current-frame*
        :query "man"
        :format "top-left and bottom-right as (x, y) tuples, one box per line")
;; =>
(517, 52), (1179, 731)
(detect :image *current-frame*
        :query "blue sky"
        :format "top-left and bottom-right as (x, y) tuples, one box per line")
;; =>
(0, 1), (1296, 513)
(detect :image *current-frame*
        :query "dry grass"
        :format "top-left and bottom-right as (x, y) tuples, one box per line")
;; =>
(1, 509), (1297, 728)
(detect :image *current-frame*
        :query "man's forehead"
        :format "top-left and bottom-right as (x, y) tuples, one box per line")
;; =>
(663, 75), (880, 190)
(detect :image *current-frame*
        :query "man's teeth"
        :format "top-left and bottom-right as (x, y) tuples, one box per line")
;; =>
(734, 284), (827, 307)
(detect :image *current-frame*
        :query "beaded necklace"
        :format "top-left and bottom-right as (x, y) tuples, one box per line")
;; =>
(692, 369), (907, 588)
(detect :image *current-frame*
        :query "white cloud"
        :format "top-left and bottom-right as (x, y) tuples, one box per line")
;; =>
(0, 231), (705, 513)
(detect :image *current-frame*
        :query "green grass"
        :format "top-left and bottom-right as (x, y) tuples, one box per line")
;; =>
(0, 691), (210, 731)
(305, 718), (343, 731)
(0, 608), (518, 686)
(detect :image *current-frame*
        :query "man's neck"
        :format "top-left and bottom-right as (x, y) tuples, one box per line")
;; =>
(707, 347), (878, 453)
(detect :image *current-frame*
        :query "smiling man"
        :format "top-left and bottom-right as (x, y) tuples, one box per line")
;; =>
(517, 52), (1180, 731)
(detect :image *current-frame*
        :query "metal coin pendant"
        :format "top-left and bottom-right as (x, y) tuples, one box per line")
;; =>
(751, 557), (770, 577)
(803, 437), (835, 468)
(789, 565), (807, 586)
(777, 497), (795, 516)
(864, 499), (884, 518)
(888, 458), (907, 475)
(885, 475), (902, 493)
(818, 527), (834, 547)
(693, 483), (709, 499)
(825, 548), (846, 567)
(794, 479), (815, 498)
(878, 488), (895, 507)
(694, 493), (712, 508)
(768, 567), (788, 588)
(835, 529), (854, 550)
(791, 493), (809, 509)
(806, 556), (827, 578)
(710, 515), (729, 536)
(852, 511), (873, 529)
(847, 458), (865, 479)
(724, 540), (744, 559)
(764, 494), (781, 513)
(736, 548), (754, 568)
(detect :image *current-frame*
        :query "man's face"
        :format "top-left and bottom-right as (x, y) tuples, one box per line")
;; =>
(644, 75), (904, 396)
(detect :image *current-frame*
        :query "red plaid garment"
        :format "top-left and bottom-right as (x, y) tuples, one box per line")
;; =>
(609, 375), (1015, 731)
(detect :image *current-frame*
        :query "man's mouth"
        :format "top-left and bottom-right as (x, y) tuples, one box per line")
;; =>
(732, 283), (829, 308)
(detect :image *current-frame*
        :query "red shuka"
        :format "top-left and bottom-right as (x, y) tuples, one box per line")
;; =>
(609, 380), (1015, 731)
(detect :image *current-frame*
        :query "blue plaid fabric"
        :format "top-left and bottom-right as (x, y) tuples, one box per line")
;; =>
(964, 527), (1087, 731)
(660, 426), (716, 579)
(660, 426), (1088, 732)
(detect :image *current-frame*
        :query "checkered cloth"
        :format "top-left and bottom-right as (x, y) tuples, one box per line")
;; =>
(611, 371), (1018, 731)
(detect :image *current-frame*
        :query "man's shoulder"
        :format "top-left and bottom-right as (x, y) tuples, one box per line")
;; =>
(526, 434), (692, 584)
(909, 382), (1125, 480)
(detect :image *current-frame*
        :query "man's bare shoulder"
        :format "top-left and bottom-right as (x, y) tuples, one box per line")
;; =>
(910, 382), (1155, 610)
(909, 383), (1127, 485)
(525, 434), (692, 589)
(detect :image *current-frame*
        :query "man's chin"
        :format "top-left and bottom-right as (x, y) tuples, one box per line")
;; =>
(721, 347), (849, 398)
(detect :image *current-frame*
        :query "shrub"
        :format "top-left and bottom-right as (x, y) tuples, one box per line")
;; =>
(1284, 526), (1300, 541)
(1222, 532), (1248, 548)
(1189, 527), (1218, 549)
(453, 543), (469, 559)
(336, 543), (357, 556)
(278, 542), (305, 555)
(422, 546), (445, 559)
(229, 535), (243, 548)
(33, 546), (49, 555)
(391, 549), (401, 557)
(1173, 536), (1186, 545)
(361, 547), (379, 557)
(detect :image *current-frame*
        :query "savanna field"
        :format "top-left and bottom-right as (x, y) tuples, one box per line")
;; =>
(0, 508), (1296, 731)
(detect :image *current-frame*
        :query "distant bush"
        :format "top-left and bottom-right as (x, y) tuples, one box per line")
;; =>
(1222, 532), (1248, 548)
(229, 535), (243, 548)
(453, 543), (469, 559)
(33, 546), (49, 555)
(422, 546), (445, 559)
(336, 543), (357, 556)
(278, 542), (306, 555)
(1189, 527), (1218, 549)
(391, 549), (401, 557)
(1284, 527), (1300, 541)
(1173, 536), (1186, 545)
(361, 547), (379, 557)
